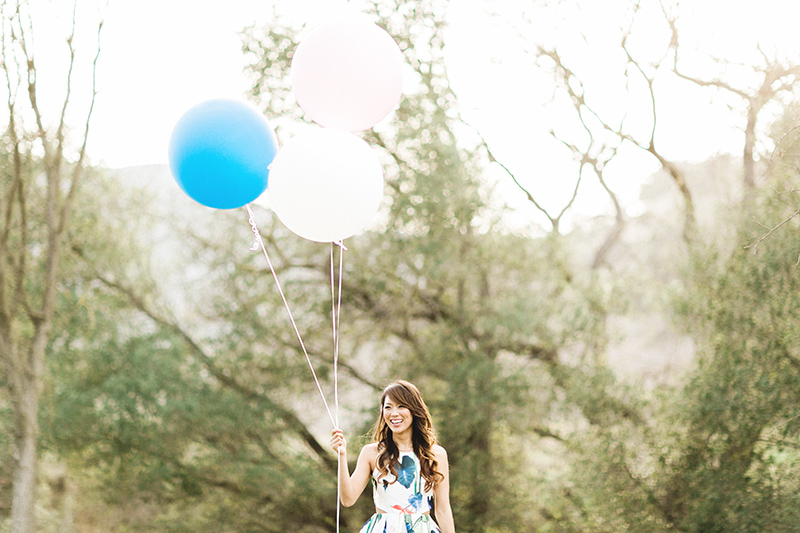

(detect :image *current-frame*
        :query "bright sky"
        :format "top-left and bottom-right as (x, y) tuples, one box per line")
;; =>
(21, 0), (800, 224)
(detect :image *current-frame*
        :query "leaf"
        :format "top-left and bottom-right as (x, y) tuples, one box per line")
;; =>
(407, 493), (422, 511)
(396, 455), (416, 488)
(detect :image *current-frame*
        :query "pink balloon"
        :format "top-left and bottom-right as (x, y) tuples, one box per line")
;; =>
(291, 18), (404, 132)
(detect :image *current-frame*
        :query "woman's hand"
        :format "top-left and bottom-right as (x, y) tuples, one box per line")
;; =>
(330, 428), (347, 456)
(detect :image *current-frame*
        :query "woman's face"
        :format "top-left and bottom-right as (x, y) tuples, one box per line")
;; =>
(383, 396), (413, 435)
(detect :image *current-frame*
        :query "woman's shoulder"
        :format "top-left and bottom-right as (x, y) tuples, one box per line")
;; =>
(361, 442), (380, 459)
(360, 442), (380, 472)
(432, 444), (448, 460)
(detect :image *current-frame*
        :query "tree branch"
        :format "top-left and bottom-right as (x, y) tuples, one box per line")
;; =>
(459, 116), (561, 230)
(667, 10), (800, 189)
(744, 206), (800, 256)
(59, 16), (103, 235)
(92, 272), (338, 473)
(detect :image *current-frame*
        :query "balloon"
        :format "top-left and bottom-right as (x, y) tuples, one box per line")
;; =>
(168, 99), (278, 209)
(268, 129), (384, 243)
(291, 18), (404, 132)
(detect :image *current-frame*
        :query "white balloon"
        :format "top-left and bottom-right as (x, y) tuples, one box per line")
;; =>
(268, 129), (384, 243)
(291, 18), (404, 132)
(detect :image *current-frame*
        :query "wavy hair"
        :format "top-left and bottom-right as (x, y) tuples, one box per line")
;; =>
(372, 380), (444, 492)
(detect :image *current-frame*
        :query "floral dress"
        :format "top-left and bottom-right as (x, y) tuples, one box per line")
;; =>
(358, 451), (441, 533)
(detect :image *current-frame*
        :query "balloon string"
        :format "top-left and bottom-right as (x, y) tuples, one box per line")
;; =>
(247, 206), (345, 533)
(336, 453), (341, 533)
(330, 242), (345, 533)
(330, 245), (338, 425)
(330, 242), (345, 428)
(245, 205), (336, 427)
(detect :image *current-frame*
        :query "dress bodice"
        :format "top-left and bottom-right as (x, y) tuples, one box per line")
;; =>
(372, 451), (434, 515)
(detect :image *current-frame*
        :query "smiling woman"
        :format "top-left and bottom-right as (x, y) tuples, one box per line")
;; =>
(330, 381), (456, 533)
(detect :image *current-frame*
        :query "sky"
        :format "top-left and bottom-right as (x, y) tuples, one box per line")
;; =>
(18, 0), (800, 226)
(86, 0), (382, 169)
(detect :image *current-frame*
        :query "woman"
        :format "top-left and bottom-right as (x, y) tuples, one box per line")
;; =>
(330, 380), (456, 533)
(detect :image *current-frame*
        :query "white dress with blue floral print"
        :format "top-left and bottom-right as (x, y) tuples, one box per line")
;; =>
(359, 451), (441, 533)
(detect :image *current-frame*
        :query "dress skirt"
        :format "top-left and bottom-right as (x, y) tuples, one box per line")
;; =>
(358, 512), (441, 533)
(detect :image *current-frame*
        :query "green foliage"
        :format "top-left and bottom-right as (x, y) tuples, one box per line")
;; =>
(9, 1), (611, 530)
(32, 169), (355, 531)
(20, 2), (800, 532)
(555, 141), (800, 532)
(241, 2), (622, 530)
(39, 1), (636, 530)
(663, 139), (800, 531)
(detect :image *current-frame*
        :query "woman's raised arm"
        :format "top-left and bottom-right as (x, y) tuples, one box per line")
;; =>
(330, 429), (376, 507)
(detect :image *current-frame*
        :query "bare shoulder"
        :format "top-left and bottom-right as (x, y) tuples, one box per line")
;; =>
(433, 444), (449, 461)
(360, 442), (379, 465)
(362, 442), (379, 457)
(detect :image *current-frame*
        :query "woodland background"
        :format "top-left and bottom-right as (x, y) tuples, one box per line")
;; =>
(2, 0), (800, 531)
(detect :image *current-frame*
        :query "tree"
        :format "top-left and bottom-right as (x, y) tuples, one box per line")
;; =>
(244, 1), (644, 529)
(22, 0), (800, 531)
(33, 0), (607, 529)
(453, 1), (800, 530)
(744, 110), (800, 254)
(660, 140), (800, 531)
(0, 2), (102, 531)
(667, 9), (800, 190)
(43, 172), (353, 531)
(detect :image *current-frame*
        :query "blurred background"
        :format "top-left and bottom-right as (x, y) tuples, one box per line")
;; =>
(2, 0), (800, 531)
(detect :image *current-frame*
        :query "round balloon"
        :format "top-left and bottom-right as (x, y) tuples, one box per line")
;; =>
(268, 129), (384, 242)
(291, 18), (404, 132)
(168, 99), (278, 209)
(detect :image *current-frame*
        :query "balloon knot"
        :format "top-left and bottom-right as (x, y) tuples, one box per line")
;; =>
(246, 204), (263, 252)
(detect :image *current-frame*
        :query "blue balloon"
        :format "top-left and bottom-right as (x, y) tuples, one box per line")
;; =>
(168, 99), (278, 209)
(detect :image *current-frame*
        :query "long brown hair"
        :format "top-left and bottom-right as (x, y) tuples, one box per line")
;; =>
(372, 380), (444, 492)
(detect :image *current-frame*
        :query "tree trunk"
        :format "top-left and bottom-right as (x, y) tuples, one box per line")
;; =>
(465, 360), (494, 528)
(6, 226), (58, 533)
(9, 372), (40, 533)
(743, 104), (757, 189)
(0, 2), (100, 529)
